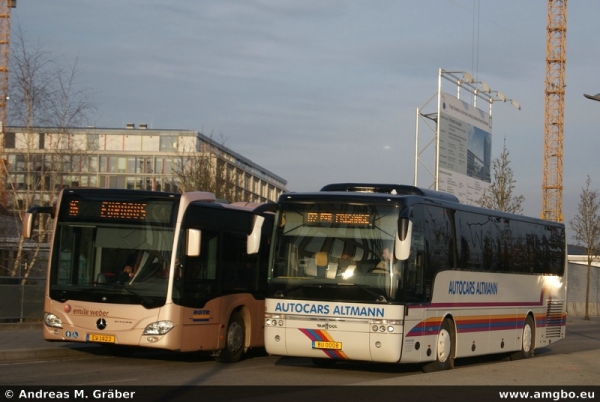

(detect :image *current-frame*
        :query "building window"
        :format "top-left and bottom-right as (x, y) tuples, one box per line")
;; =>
(154, 158), (163, 174)
(160, 136), (177, 152)
(89, 156), (98, 173)
(127, 157), (136, 173)
(109, 176), (125, 189)
(5, 132), (15, 148)
(108, 157), (117, 173)
(88, 134), (99, 150)
(39, 133), (45, 149)
(117, 157), (126, 173)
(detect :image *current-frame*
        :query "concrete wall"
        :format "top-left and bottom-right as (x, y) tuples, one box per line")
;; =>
(567, 258), (600, 316)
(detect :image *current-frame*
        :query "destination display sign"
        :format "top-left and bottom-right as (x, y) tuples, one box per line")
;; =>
(61, 196), (175, 224)
(304, 211), (372, 226)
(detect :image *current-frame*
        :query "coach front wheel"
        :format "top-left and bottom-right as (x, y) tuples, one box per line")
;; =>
(422, 318), (455, 373)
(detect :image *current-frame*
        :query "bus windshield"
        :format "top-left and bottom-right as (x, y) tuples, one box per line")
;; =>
(49, 193), (177, 307)
(269, 202), (406, 303)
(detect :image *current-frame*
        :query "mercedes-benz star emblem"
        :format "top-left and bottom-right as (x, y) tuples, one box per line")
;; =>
(96, 318), (107, 330)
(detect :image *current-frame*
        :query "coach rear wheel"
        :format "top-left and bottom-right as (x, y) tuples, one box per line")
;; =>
(511, 315), (535, 360)
(422, 318), (455, 373)
(215, 311), (245, 363)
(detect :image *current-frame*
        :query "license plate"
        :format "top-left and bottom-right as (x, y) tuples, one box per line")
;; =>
(87, 333), (115, 343)
(312, 341), (342, 350)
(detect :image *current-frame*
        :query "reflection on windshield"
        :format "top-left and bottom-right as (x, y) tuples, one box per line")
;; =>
(269, 204), (405, 302)
(52, 223), (174, 303)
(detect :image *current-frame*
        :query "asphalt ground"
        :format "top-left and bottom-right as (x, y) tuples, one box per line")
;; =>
(0, 322), (103, 362)
(0, 317), (600, 387)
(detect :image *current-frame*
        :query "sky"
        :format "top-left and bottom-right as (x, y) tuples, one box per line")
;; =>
(11, 0), (600, 236)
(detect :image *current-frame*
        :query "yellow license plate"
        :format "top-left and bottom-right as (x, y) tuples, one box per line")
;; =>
(312, 341), (342, 350)
(87, 333), (115, 343)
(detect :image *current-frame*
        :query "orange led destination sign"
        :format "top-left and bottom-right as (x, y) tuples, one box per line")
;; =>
(68, 200), (147, 220)
(100, 201), (147, 220)
(305, 212), (372, 226)
(63, 195), (174, 224)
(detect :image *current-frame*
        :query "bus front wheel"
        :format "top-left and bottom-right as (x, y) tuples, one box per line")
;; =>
(511, 315), (535, 360)
(422, 318), (455, 373)
(215, 311), (245, 363)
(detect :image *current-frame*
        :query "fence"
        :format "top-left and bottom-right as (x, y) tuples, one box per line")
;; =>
(0, 276), (45, 322)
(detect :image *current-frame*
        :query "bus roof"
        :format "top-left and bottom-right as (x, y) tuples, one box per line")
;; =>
(282, 183), (564, 228)
(61, 187), (181, 198)
(320, 183), (459, 203)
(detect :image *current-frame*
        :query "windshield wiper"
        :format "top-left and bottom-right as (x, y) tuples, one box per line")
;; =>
(274, 282), (387, 302)
(93, 282), (157, 308)
(339, 282), (387, 302)
(273, 284), (309, 297)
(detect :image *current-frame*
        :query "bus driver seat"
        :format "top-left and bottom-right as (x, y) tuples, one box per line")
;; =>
(314, 251), (328, 278)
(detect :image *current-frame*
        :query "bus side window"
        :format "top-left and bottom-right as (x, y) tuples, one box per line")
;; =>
(221, 231), (247, 291)
(174, 230), (218, 307)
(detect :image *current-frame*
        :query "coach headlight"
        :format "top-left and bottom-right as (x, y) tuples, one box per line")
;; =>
(265, 313), (285, 326)
(143, 320), (174, 335)
(44, 313), (63, 328)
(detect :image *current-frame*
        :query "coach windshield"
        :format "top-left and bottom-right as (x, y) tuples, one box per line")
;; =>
(268, 202), (414, 303)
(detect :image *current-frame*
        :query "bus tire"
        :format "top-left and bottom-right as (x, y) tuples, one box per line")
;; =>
(511, 315), (535, 360)
(311, 358), (338, 368)
(215, 311), (245, 363)
(422, 318), (455, 373)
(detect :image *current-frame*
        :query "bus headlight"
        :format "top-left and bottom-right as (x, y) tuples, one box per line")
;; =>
(44, 313), (63, 328)
(265, 313), (285, 326)
(143, 320), (174, 335)
(370, 319), (400, 333)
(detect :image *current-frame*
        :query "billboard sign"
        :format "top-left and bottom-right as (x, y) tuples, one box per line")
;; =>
(438, 91), (492, 204)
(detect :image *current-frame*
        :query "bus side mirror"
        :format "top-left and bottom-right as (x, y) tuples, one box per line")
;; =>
(186, 228), (201, 257)
(394, 218), (412, 261)
(22, 212), (34, 239)
(22, 206), (55, 239)
(247, 215), (265, 255)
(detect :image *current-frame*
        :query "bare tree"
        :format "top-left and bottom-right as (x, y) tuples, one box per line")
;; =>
(476, 138), (525, 213)
(171, 133), (240, 202)
(569, 176), (600, 321)
(0, 25), (95, 279)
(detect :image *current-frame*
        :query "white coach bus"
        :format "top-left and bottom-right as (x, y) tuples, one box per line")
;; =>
(264, 183), (566, 371)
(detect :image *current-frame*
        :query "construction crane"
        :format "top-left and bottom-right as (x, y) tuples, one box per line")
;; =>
(0, 0), (13, 208)
(0, 0), (13, 133)
(541, 0), (567, 222)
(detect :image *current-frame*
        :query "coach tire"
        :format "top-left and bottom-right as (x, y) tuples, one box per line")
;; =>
(422, 318), (455, 373)
(215, 311), (245, 363)
(511, 315), (535, 361)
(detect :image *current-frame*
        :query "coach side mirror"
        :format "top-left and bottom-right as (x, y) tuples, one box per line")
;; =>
(22, 212), (34, 239)
(186, 229), (201, 257)
(247, 215), (265, 255)
(395, 218), (412, 261)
